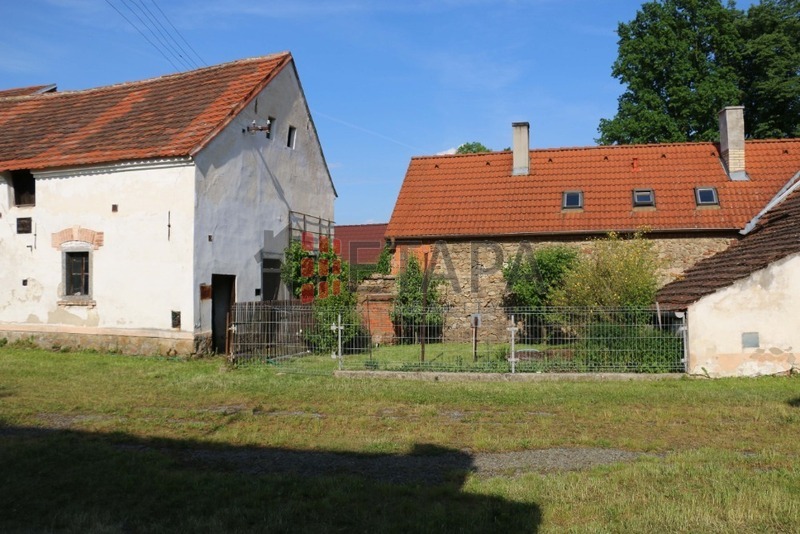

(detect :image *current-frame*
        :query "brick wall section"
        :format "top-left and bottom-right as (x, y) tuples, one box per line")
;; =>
(356, 274), (397, 345)
(51, 226), (105, 249)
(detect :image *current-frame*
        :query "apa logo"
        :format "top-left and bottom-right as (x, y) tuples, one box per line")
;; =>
(300, 232), (343, 304)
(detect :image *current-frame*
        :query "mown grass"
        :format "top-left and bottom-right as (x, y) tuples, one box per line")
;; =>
(1, 346), (798, 532)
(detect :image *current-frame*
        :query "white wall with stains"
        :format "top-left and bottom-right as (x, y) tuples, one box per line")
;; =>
(687, 254), (800, 377)
(192, 62), (335, 337)
(0, 60), (335, 352)
(0, 160), (196, 343)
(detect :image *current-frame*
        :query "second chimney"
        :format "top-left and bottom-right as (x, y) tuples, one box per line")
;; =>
(719, 106), (747, 181)
(512, 122), (530, 176)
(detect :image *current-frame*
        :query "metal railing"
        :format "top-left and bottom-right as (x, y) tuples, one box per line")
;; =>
(230, 302), (686, 374)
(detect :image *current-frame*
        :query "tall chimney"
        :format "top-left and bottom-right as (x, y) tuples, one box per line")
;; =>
(512, 122), (530, 176)
(719, 106), (747, 181)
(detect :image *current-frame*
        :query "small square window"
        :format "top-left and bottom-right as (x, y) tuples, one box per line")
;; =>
(695, 187), (719, 206)
(562, 191), (583, 209)
(633, 189), (655, 207)
(16, 217), (32, 234)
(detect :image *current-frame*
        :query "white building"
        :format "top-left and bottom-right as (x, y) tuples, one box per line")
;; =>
(658, 179), (800, 377)
(0, 53), (335, 355)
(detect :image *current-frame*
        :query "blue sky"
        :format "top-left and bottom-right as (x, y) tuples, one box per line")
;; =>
(2, 0), (756, 224)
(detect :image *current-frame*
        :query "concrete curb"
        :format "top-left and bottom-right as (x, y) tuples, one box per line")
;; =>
(334, 371), (686, 382)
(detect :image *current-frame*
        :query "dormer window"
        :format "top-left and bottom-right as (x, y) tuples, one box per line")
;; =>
(11, 169), (35, 207)
(562, 191), (583, 209)
(695, 187), (719, 206)
(633, 189), (655, 207)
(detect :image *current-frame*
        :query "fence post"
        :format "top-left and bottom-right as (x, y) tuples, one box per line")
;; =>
(330, 312), (344, 370)
(508, 314), (518, 374)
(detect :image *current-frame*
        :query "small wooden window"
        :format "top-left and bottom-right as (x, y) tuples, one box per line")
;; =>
(633, 189), (655, 207)
(562, 191), (583, 209)
(16, 217), (32, 234)
(11, 169), (35, 206)
(695, 187), (719, 206)
(66, 251), (90, 297)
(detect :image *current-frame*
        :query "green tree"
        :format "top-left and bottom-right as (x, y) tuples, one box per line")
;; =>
(391, 255), (443, 343)
(503, 245), (578, 308)
(456, 142), (491, 154)
(550, 232), (659, 308)
(599, 0), (800, 143)
(738, 0), (800, 138)
(598, 0), (742, 145)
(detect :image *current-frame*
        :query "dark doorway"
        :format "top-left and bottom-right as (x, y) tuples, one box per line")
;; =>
(262, 259), (282, 301)
(211, 274), (236, 354)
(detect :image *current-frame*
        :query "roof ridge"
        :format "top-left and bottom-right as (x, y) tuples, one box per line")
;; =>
(4, 52), (291, 100)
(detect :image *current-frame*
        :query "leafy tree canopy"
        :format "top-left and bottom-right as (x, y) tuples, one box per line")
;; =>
(598, 0), (800, 144)
(550, 232), (660, 308)
(456, 142), (491, 154)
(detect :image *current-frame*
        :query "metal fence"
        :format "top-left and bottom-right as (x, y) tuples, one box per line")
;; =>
(229, 302), (686, 374)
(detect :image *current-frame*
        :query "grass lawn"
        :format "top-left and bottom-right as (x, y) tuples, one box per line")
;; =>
(1, 346), (798, 532)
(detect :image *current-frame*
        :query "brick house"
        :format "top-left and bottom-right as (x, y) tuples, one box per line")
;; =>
(0, 53), (336, 355)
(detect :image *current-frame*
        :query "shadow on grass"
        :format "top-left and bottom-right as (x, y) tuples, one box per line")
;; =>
(0, 425), (541, 532)
(788, 396), (800, 408)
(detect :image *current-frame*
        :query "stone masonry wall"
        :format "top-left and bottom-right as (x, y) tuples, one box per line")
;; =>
(389, 235), (735, 342)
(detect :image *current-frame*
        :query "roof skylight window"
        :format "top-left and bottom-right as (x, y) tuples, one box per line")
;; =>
(562, 191), (583, 209)
(633, 189), (655, 207)
(695, 187), (719, 206)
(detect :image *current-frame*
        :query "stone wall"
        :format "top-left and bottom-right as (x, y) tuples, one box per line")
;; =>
(0, 327), (200, 356)
(388, 235), (735, 341)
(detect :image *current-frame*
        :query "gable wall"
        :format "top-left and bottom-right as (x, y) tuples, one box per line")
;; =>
(192, 63), (335, 337)
(686, 253), (800, 377)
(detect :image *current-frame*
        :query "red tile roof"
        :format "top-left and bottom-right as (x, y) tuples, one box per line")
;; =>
(657, 181), (800, 309)
(386, 140), (800, 239)
(335, 223), (388, 264)
(0, 85), (56, 97)
(0, 53), (291, 171)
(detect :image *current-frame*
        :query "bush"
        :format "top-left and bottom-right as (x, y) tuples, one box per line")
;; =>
(391, 255), (444, 344)
(550, 232), (659, 308)
(577, 321), (682, 373)
(303, 292), (365, 354)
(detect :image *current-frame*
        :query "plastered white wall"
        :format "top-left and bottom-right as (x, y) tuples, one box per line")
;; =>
(0, 60), (335, 346)
(687, 254), (800, 377)
(192, 61), (335, 334)
(0, 161), (195, 336)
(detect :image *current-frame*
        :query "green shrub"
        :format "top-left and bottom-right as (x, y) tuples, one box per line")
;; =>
(391, 256), (444, 344)
(577, 321), (682, 373)
(550, 232), (659, 307)
(303, 292), (365, 354)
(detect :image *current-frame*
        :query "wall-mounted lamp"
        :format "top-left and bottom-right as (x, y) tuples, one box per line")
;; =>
(245, 119), (271, 137)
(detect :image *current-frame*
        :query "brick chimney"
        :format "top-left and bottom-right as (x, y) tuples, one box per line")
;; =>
(512, 122), (530, 176)
(719, 106), (747, 181)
